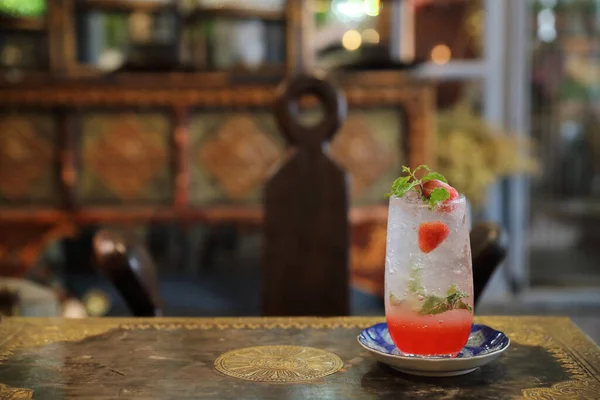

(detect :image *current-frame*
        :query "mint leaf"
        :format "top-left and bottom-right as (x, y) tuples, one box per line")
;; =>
(386, 176), (420, 198)
(421, 172), (448, 184)
(386, 176), (409, 198)
(448, 286), (473, 312)
(404, 165), (430, 182)
(446, 286), (470, 309)
(417, 284), (473, 316)
(456, 300), (473, 312)
(389, 293), (404, 305)
(408, 265), (425, 296)
(447, 292), (467, 306)
(418, 295), (450, 315)
(446, 284), (460, 297)
(427, 187), (450, 209)
(412, 165), (431, 175)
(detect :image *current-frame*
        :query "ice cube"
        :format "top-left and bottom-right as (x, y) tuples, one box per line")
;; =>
(402, 190), (422, 203)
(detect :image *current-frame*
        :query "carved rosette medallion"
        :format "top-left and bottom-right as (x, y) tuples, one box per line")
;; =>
(199, 116), (280, 199)
(330, 115), (394, 197)
(214, 345), (344, 383)
(84, 114), (167, 200)
(0, 116), (53, 200)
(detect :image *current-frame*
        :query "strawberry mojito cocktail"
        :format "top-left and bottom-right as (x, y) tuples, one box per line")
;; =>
(385, 166), (473, 357)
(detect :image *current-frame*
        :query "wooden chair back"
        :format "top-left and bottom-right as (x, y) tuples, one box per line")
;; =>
(262, 74), (350, 316)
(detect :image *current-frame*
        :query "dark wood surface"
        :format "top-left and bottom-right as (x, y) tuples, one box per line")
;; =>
(263, 75), (349, 316)
(0, 16), (46, 31)
(0, 205), (388, 226)
(186, 6), (286, 21)
(76, 0), (176, 13)
(0, 317), (598, 399)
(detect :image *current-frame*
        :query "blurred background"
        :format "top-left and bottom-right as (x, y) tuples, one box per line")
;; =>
(0, 0), (598, 340)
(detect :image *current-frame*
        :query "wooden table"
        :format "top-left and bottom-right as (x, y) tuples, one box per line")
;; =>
(0, 317), (599, 399)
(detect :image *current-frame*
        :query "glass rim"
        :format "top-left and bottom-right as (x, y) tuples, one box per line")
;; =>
(389, 193), (466, 207)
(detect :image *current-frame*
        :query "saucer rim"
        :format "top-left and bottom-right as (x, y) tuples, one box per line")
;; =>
(390, 366), (479, 377)
(357, 322), (511, 363)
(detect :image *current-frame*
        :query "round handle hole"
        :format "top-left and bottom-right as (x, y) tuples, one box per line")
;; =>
(289, 92), (326, 129)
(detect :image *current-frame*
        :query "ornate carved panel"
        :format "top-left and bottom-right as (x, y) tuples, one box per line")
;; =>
(0, 82), (434, 217)
(0, 114), (59, 205)
(330, 111), (398, 199)
(330, 109), (402, 204)
(80, 112), (172, 204)
(190, 112), (284, 204)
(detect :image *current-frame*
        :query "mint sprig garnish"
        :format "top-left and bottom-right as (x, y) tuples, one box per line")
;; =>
(427, 188), (451, 208)
(386, 165), (450, 210)
(388, 176), (419, 199)
(421, 172), (448, 184)
(407, 265), (473, 316)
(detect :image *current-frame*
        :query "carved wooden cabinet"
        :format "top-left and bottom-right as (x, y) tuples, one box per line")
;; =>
(0, 73), (434, 296)
(0, 1), (437, 301)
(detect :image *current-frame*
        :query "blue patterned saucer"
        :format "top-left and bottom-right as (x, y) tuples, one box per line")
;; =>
(358, 323), (510, 377)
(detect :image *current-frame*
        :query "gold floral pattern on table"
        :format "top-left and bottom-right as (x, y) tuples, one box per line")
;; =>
(522, 378), (599, 399)
(0, 114), (57, 204)
(214, 345), (344, 383)
(191, 112), (283, 203)
(0, 383), (32, 400)
(474, 317), (600, 399)
(80, 112), (171, 203)
(330, 113), (396, 198)
(0, 318), (118, 362)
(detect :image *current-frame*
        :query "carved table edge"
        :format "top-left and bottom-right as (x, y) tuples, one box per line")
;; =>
(0, 315), (580, 330)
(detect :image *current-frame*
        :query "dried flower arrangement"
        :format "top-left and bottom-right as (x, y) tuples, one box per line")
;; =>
(436, 103), (540, 207)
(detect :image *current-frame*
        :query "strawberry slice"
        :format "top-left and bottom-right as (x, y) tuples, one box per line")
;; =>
(422, 180), (459, 201)
(423, 180), (459, 212)
(418, 221), (450, 253)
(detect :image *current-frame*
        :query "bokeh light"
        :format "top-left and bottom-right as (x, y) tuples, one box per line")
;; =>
(361, 28), (380, 44)
(342, 30), (363, 51)
(431, 44), (451, 65)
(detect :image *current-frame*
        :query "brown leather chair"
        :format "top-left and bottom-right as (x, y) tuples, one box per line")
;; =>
(93, 230), (163, 317)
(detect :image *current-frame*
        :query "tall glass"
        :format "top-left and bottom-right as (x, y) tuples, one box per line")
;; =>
(384, 194), (473, 357)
